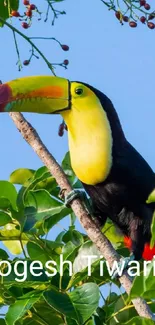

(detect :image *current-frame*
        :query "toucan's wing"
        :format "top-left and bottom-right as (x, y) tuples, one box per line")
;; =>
(114, 140), (155, 202)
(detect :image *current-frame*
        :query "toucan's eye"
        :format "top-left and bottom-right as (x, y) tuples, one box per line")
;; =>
(75, 87), (83, 95)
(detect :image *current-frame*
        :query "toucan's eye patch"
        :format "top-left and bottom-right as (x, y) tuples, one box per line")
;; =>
(75, 87), (84, 95)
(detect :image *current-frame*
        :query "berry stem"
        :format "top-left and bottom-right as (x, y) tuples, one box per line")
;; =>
(13, 30), (22, 71)
(30, 36), (61, 45)
(0, 16), (56, 75)
(45, 0), (58, 25)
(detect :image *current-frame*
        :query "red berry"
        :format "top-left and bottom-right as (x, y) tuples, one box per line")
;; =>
(11, 10), (20, 17)
(140, 0), (146, 6)
(26, 10), (32, 17)
(123, 16), (129, 22)
(23, 0), (29, 4)
(58, 123), (64, 137)
(63, 59), (69, 66)
(144, 3), (150, 10)
(61, 44), (69, 51)
(129, 21), (137, 27)
(147, 22), (155, 29)
(29, 4), (36, 10)
(115, 11), (120, 20)
(140, 16), (146, 23)
(23, 60), (30, 66)
(148, 14), (154, 20)
(22, 22), (29, 29)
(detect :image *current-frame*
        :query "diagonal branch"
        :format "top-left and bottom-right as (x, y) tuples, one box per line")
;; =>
(9, 111), (155, 321)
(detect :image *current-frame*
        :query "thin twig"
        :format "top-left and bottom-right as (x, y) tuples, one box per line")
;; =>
(13, 31), (22, 71)
(0, 16), (56, 75)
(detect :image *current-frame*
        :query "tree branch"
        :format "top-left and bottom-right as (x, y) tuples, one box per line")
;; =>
(9, 111), (155, 321)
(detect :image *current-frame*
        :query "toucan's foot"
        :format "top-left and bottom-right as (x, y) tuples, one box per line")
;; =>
(64, 189), (92, 215)
(64, 189), (82, 207)
(112, 254), (135, 279)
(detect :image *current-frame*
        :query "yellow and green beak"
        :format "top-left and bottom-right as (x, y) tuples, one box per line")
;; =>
(0, 76), (70, 114)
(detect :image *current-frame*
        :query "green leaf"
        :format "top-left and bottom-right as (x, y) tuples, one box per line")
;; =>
(27, 242), (49, 265)
(63, 229), (84, 246)
(0, 0), (19, 27)
(146, 188), (155, 204)
(61, 152), (74, 176)
(43, 287), (78, 321)
(130, 262), (155, 300)
(0, 181), (17, 210)
(0, 248), (9, 259)
(3, 259), (48, 287)
(16, 166), (56, 207)
(23, 300), (64, 325)
(0, 198), (11, 209)
(150, 211), (155, 248)
(102, 221), (123, 246)
(109, 293), (137, 324)
(70, 212), (76, 225)
(123, 317), (155, 325)
(43, 206), (70, 232)
(55, 230), (66, 242)
(85, 319), (94, 325)
(66, 318), (78, 325)
(44, 283), (99, 324)
(25, 189), (68, 220)
(24, 189), (70, 231)
(0, 320), (6, 325)
(62, 241), (77, 260)
(23, 208), (37, 232)
(69, 283), (100, 323)
(73, 179), (84, 189)
(9, 168), (35, 185)
(0, 211), (12, 226)
(73, 241), (100, 274)
(0, 223), (28, 255)
(6, 292), (41, 325)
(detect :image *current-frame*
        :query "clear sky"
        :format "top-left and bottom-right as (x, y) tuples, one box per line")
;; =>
(0, 0), (155, 310)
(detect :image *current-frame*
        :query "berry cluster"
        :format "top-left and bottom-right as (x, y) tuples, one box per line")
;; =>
(11, 1), (69, 69)
(115, 0), (155, 29)
(11, 0), (37, 30)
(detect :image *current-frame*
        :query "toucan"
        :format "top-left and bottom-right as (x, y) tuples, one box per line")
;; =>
(0, 75), (155, 263)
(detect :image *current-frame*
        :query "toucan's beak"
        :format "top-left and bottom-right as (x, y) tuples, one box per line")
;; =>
(0, 76), (70, 114)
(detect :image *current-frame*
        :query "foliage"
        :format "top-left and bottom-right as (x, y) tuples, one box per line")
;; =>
(0, 152), (152, 324)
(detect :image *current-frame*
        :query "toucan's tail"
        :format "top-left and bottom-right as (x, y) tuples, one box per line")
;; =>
(124, 236), (155, 261)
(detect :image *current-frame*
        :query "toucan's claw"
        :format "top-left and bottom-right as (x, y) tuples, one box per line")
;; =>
(112, 254), (135, 279)
(64, 190), (92, 216)
(64, 189), (82, 207)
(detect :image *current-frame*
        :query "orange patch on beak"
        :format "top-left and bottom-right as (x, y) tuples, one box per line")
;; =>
(27, 86), (65, 99)
(11, 86), (65, 102)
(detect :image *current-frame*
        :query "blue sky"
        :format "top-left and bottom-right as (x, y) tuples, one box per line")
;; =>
(0, 0), (155, 311)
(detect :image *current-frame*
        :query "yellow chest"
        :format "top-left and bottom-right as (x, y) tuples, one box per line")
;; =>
(62, 99), (113, 185)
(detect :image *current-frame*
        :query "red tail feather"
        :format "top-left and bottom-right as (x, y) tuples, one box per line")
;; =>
(124, 237), (155, 261)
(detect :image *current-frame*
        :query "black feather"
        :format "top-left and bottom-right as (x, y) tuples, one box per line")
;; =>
(79, 83), (155, 260)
